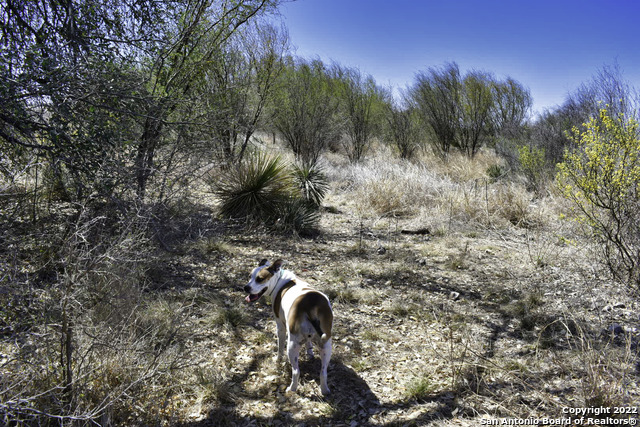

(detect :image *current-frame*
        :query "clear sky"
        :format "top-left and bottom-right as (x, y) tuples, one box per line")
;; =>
(275, 0), (640, 116)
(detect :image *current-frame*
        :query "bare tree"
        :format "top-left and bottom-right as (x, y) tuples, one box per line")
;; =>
(410, 63), (461, 156)
(567, 62), (638, 120)
(333, 65), (383, 162)
(493, 77), (533, 139)
(385, 95), (423, 160)
(204, 21), (289, 164)
(272, 58), (340, 166)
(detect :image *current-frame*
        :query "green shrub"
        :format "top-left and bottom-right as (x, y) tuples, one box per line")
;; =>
(518, 144), (547, 192)
(557, 109), (640, 288)
(213, 153), (322, 234)
(292, 162), (330, 207)
(486, 163), (507, 181)
(214, 153), (294, 220)
(405, 375), (435, 401)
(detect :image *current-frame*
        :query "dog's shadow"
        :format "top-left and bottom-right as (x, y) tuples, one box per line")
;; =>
(183, 355), (382, 426)
(183, 352), (460, 426)
(299, 356), (381, 420)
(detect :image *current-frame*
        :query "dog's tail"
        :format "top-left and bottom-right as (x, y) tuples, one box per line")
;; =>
(309, 316), (331, 343)
(312, 298), (333, 344)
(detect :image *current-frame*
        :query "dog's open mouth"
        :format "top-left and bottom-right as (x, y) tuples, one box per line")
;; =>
(245, 288), (267, 303)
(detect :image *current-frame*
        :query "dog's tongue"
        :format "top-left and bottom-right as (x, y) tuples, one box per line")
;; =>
(245, 290), (265, 303)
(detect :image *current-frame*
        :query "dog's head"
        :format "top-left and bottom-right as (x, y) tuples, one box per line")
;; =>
(243, 258), (283, 303)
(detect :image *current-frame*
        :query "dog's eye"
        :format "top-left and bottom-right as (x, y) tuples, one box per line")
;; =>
(255, 276), (264, 284)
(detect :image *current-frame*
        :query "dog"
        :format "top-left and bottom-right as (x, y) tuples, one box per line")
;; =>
(244, 258), (333, 395)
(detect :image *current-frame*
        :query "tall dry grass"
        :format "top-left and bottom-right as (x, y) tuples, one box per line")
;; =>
(325, 147), (551, 231)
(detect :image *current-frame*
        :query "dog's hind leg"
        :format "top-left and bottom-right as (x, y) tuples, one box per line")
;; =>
(319, 338), (332, 395)
(286, 336), (301, 393)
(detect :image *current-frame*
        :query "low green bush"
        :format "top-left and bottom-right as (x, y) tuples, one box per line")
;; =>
(213, 153), (325, 234)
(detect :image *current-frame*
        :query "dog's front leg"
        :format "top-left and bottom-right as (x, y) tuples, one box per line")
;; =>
(286, 335), (301, 393)
(276, 320), (286, 363)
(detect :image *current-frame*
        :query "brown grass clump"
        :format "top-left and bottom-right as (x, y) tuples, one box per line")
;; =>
(419, 149), (506, 183)
(329, 149), (549, 232)
(329, 156), (453, 218)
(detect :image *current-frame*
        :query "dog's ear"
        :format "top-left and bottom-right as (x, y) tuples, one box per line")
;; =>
(270, 259), (284, 272)
(258, 258), (268, 267)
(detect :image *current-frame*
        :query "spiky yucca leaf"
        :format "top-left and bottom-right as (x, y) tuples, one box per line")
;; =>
(292, 163), (330, 207)
(215, 154), (294, 220)
(273, 198), (321, 236)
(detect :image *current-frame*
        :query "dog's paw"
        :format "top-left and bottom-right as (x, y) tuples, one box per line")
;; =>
(321, 386), (331, 396)
(285, 386), (297, 394)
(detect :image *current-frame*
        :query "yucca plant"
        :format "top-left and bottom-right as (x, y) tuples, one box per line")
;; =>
(213, 153), (323, 235)
(214, 153), (294, 220)
(292, 162), (330, 207)
(272, 197), (321, 236)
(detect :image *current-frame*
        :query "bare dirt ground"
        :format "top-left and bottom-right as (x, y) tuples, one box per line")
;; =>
(148, 183), (640, 426)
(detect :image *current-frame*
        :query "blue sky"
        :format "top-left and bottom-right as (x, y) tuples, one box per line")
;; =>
(276, 0), (640, 116)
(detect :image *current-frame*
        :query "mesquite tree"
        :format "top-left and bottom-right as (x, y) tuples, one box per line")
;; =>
(333, 65), (384, 163)
(385, 99), (423, 160)
(409, 62), (531, 157)
(272, 58), (340, 167)
(411, 63), (461, 156)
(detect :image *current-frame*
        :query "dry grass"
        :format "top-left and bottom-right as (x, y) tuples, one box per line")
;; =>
(327, 155), (451, 218)
(326, 146), (552, 233)
(419, 149), (505, 183)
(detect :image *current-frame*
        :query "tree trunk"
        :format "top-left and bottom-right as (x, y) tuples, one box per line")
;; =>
(61, 290), (73, 406)
(136, 116), (164, 200)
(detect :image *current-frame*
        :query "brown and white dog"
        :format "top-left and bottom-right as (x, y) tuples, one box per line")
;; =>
(244, 259), (333, 395)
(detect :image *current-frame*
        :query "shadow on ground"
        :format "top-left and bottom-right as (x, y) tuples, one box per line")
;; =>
(180, 355), (459, 426)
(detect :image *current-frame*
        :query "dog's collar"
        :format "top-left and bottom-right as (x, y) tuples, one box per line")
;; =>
(266, 269), (285, 298)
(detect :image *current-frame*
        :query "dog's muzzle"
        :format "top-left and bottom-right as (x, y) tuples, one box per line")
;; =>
(244, 285), (267, 303)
